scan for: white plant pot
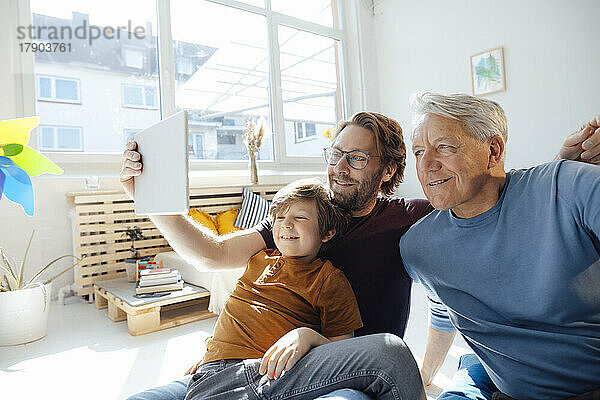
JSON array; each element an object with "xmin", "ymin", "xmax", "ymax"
[{"xmin": 0, "ymin": 283, "xmax": 51, "ymax": 346}]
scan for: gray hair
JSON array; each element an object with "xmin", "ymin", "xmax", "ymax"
[{"xmin": 409, "ymin": 92, "xmax": 508, "ymax": 143}]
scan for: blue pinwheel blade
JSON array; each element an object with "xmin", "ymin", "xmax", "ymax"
[
  {"xmin": 0, "ymin": 169, "xmax": 5, "ymax": 199},
  {"xmin": 0, "ymin": 156, "xmax": 34, "ymax": 216}
]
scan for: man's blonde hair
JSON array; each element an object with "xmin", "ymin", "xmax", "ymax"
[
  {"xmin": 330, "ymin": 112, "xmax": 406, "ymax": 196},
  {"xmin": 270, "ymin": 178, "xmax": 350, "ymax": 238}
]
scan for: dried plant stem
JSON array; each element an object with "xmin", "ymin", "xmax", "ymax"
[{"xmin": 18, "ymin": 230, "xmax": 35, "ymax": 288}]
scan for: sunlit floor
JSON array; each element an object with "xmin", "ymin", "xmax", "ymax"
[{"xmin": 0, "ymin": 285, "xmax": 469, "ymax": 399}]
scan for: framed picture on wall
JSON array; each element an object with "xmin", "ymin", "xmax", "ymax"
[{"xmin": 470, "ymin": 46, "xmax": 506, "ymax": 96}]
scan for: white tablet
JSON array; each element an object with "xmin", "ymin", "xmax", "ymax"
[{"xmin": 134, "ymin": 110, "xmax": 189, "ymax": 215}]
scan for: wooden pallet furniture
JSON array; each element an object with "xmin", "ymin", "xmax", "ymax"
[
  {"xmin": 93, "ymin": 278, "xmax": 214, "ymax": 335},
  {"xmin": 67, "ymin": 184, "xmax": 285, "ymax": 297}
]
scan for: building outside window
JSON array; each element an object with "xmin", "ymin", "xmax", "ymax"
[
  {"xmin": 123, "ymin": 48, "xmax": 144, "ymax": 69},
  {"xmin": 38, "ymin": 125, "xmax": 83, "ymax": 151},
  {"xmin": 294, "ymin": 121, "xmax": 317, "ymax": 142},
  {"xmin": 27, "ymin": 0, "xmax": 350, "ymax": 168},
  {"xmin": 188, "ymin": 133, "xmax": 205, "ymax": 159},
  {"xmin": 122, "ymin": 85, "xmax": 157, "ymax": 109},
  {"xmin": 37, "ymin": 75, "xmax": 80, "ymax": 103}
]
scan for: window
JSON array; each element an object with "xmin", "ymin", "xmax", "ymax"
[
  {"xmin": 294, "ymin": 121, "xmax": 317, "ymax": 143},
  {"xmin": 279, "ymin": 26, "xmax": 340, "ymax": 157},
  {"xmin": 188, "ymin": 133, "xmax": 205, "ymax": 159},
  {"xmin": 171, "ymin": 0, "xmax": 273, "ymax": 161},
  {"xmin": 271, "ymin": 0, "xmax": 336, "ymax": 28},
  {"xmin": 123, "ymin": 48, "xmax": 144, "ymax": 69},
  {"xmin": 170, "ymin": 0, "xmax": 345, "ymax": 162},
  {"xmin": 26, "ymin": 0, "xmax": 350, "ymax": 168},
  {"xmin": 122, "ymin": 85, "xmax": 157, "ymax": 109},
  {"xmin": 176, "ymin": 57, "xmax": 193, "ymax": 75},
  {"xmin": 38, "ymin": 126, "xmax": 83, "ymax": 151},
  {"xmin": 217, "ymin": 133, "xmax": 236, "ymax": 145},
  {"xmin": 30, "ymin": 0, "xmax": 161, "ymax": 155},
  {"xmin": 37, "ymin": 76, "xmax": 80, "ymax": 103}
]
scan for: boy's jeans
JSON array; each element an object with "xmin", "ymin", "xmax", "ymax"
[{"xmin": 128, "ymin": 333, "xmax": 425, "ymax": 400}]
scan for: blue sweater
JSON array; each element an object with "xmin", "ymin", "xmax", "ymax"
[{"xmin": 400, "ymin": 161, "xmax": 600, "ymax": 399}]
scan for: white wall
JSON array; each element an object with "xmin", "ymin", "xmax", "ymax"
[{"xmin": 369, "ymin": 0, "xmax": 600, "ymax": 198}]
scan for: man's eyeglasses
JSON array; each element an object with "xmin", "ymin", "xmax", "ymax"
[{"xmin": 323, "ymin": 148, "xmax": 379, "ymax": 170}]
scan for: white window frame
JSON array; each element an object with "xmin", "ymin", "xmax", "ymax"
[
  {"xmin": 121, "ymin": 84, "xmax": 158, "ymax": 110},
  {"xmin": 16, "ymin": 0, "xmax": 362, "ymax": 174},
  {"xmin": 159, "ymin": 0, "xmax": 352, "ymax": 171},
  {"xmin": 37, "ymin": 75, "xmax": 81, "ymax": 104},
  {"xmin": 38, "ymin": 125, "xmax": 84, "ymax": 152}
]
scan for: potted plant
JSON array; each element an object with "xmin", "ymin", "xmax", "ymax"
[
  {"xmin": 0, "ymin": 231, "xmax": 82, "ymax": 345},
  {"xmin": 123, "ymin": 226, "xmax": 145, "ymax": 282}
]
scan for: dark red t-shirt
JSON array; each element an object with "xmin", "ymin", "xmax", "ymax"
[{"xmin": 257, "ymin": 197, "xmax": 433, "ymax": 338}]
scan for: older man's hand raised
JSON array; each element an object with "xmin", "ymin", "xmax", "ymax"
[{"xmin": 558, "ymin": 115, "xmax": 600, "ymax": 164}]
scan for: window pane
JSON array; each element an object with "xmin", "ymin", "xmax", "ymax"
[
  {"xmin": 124, "ymin": 49, "xmax": 144, "ymax": 69},
  {"xmin": 57, "ymin": 127, "xmax": 82, "ymax": 150},
  {"xmin": 123, "ymin": 129, "xmax": 140, "ymax": 147},
  {"xmin": 55, "ymin": 79, "xmax": 79, "ymax": 101},
  {"xmin": 39, "ymin": 77, "xmax": 52, "ymax": 98},
  {"xmin": 31, "ymin": 0, "xmax": 160, "ymax": 152},
  {"xmin": 279, "ymin": 26, "xmax": 342, "ymax": 156},
  {"xmin": 240, "ymin": 0, "xmax": 264, "ymax": 7},
  {"xmin": 40, "ymin": 127, "xmax": 55, "ymax": 148},
  {"xmin": 305, "ymin": 122, "xmax": 316, "ymax": 137},
  {"xmin": 145, "ymin": 88, "xmax": 156, "ymax": 107},
  {"xmin": 123, "ymin": 86, "xmax": 143, "ymax": 106},
  {"xmin": 271, "ymin": 0, "xmax": 337, "ymax": 28},
  {"xmin": 171, "ymin": 0, "xmax": 273, "ymax": 161}
]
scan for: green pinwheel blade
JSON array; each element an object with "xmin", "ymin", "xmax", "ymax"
[
  {"xmin": 0, "ymin": 116, "xmax": 39, "ymax": 146},
  {"xmin": 1, "ymin": 143, "xmax": 24, "ymax": 156},
  {"xmin": 10, "ymin": 145, "xmax": 63, "ymax": 177}
]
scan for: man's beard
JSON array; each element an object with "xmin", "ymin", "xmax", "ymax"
[{"xmin": 329, "ymin": 168, "xmax": 384, "ymax": 212}]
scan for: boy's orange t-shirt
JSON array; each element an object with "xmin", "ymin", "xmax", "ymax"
[{"xmin": 202, "ymin": 249, "xmax": 363, "ymax": 364}]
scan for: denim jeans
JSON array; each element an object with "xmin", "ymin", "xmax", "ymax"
[
  {"xmin": 126, "ymin": 379, "xmax": 369, "ymax": 400},
  {"xmin": 128, "ymin": 333, "xmax": 425, "ymax": 400},
  {"xmin": 436, "ymin": 354, "xmax": 497, "ymax": 400},
  {"xmin": 437, "ymin": 354, "xmax": 600, "ymax": 400}
]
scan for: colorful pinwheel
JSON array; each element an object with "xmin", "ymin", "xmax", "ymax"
[{"xmin": 0, "ymin": 117, "xmax": 63, "ymax": 216}]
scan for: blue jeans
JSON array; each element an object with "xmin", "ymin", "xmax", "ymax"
[
  {"xmin": 125, "ymin": 377, "xmax": 368, "ymax": 400},
  {"xmin": 127, "ymin": 333, "xmax": 425, "ymax": 400},
  {"xmin": 437, "ymin": 354, "xmax": 498, "ymax": 400},
  {"xmin": 126, "ymin": 378, "xmax": 368, "ymax": 400}
]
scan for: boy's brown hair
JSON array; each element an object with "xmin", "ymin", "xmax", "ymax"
[
  {"xmin": 330, "ymin": 111, "xmax": 406, "ymax": 196},
  {"xmin": 270, "ymin": 178, "xmax": 351, "ymax": 238}
]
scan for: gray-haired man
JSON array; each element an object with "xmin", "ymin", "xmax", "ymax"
[{"xmin": 401, "ymin": 92, "xmax": 600, "ymax": 399}]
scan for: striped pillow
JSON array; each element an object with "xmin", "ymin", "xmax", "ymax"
[{"xmin": 233, "ymin": 188, "xmax": 270, "ymax": 229}]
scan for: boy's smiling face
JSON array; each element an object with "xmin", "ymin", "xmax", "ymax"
[{"xmin": 272, "ymin": 199, "xmax": 334, "ymax": 264}]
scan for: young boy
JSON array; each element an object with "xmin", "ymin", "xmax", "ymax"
[{"xmin": 185, "ymin": 178, "xmax": 364, "ymax": 399}]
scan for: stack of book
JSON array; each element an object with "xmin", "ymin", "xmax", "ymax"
[{"xmin": 135, "ymin": 268, "xmax": 183, "ymax": 295}]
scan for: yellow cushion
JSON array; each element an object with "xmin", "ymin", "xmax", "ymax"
[
  {"xmin": 188, "ymin": 209, "xmax": 218, "ymax": 234},
  {"xmin": 215, "ymin": 209, "xmax": 241, "ymax": 234}
]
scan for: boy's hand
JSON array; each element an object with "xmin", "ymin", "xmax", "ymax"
[
  {"xmin": 120, "ymin": 141, "xmax": 142, "ymax": 200},
  {"xmin": 259, "ymin": 327, "xmax": 319, "ymax": 380}
]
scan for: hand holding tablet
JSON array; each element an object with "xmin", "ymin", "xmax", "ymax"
[{"xmin": 119, "ymin": 110, "xmax": 189, "ymax": 215}]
